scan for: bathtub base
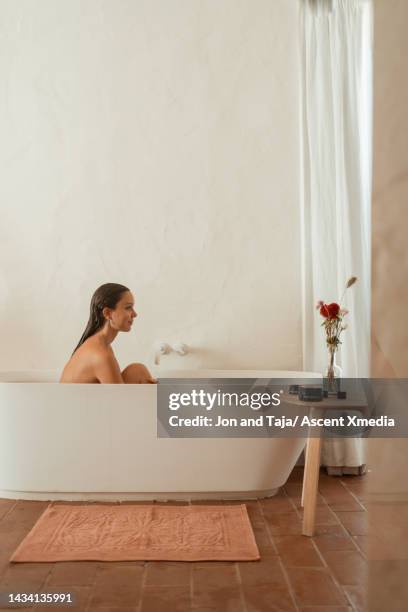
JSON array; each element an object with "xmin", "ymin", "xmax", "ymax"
[{"xmin": 0, "ymin": 488, "xmax": 279, "ymax": 502}]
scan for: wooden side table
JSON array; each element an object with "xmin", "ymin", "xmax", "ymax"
[{"xmin": 284, "ymin": 395, "xmax": 368, "ymax": 536}]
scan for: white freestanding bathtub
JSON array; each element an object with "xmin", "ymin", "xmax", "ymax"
[{"xmin": 0, "ymin": 369, "xmax": 321, "ymax": 501}]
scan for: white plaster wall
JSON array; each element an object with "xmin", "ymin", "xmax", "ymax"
[{"xmin": 0, "ymin": 0, "xmax": 301, "ymax": 372}]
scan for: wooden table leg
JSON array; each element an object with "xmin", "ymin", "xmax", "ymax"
[
  {"xmin": 302, "ymin": 434, "xmax": 322, "ymax": 536},
  {"xmin": 301, "ymin": 437, "xmax": 309, "ymax": 507}
]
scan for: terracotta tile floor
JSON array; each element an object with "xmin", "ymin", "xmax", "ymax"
[{"xmin": 0, "ymin": 467, "xmax": 369, "ymax": 611}]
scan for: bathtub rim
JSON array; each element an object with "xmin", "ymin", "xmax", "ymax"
[{"xmin": 0, "ymin": 368, "xmax": 323, "ymax": 384}]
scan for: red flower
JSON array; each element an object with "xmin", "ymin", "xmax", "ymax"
[
  {"xmin": 319, "ymin": 304, "xmax": 329, "ymax": 318},
  {"xmin": 320, "ymin": 302, "xmax": 340, "ymax": 319}
]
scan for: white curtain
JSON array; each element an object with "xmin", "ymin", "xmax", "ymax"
[{"xmin": 300, "ymin": 0, "xmax": 373, "ymax": 468}]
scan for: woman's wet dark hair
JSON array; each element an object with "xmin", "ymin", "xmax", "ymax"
[{"xmin": 72, "ymin": 283, "xmax": 130, "ymax": 354}]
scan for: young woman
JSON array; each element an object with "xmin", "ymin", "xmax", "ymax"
[{"xmin": 60, "ymin": 283, "xmax": 156, "ymax": 384}]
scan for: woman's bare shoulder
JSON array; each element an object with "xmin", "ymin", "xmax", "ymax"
[
  {"xmin": 79, "ymin": 336, "xmax": 115, "ymax": 361},
  {"xmin": 60, "ymin": 338, "xmax": 117, "ymax": 383},
  {"xmin": 77, "ymin": 337, "xmax": 123, "ymax": 383}
]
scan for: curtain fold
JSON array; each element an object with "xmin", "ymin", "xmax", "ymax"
[{"xmin": 300, "ymin": 0, "xmax": 373, "ymax": 468}]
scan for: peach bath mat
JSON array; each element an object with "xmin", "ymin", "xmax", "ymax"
[{"xmin": 10, "ymin": 503, "xmax": 260, "ymax": 562}]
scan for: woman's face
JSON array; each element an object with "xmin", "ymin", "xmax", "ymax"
[{"xmin": 106, "ymin": 291, "xmax": 137, "ymax": 332}]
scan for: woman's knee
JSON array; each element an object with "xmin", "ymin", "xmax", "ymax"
[{"xmin": 122, "ymin": 362, "xmax": 156, "ymax": 384}]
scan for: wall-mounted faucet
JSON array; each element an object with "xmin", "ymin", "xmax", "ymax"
[
  {"xmin": 154, "ymin": 342, "xmax": 171, "ymax": 366},
  {"xmin": 154, "ymin": 342, "xmax": 189, "ymax": 365},
  {"xmin": 172, "ymin": 342, "xmax": 188, "ymax": 356}
]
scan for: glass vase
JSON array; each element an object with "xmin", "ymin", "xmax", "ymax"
[{"xmin": 324, "ymin": 347, "xmax": 343, "ymax": 396}]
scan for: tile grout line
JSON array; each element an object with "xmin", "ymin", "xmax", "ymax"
[
  {"xmin": 318, "ymin": 496, "xmax": 367, "ymax": 612},
  {"xmin": 0, "ymin": 500, "xmax": 18, "ymax": 525},
  {"xmin": 286, "ymin": 489, "xmax": 337, "ymax": 570},
  {"xmin": 351, "ymin": 535, "xmax": 367, "ymax": 559},
  {"xmin": 319, "ymin": 483, "xmax": 369, "ymax": 609},
  {"xmin": 135, "ymin": 562, "xmax": 147, "ymax": 612},
  {"xmin": 10, "ymin": 501, "xmax": 53, "ymax": 612},
  {"xmin": 84, "ymin": 562, "xmax": 104, "ymax": 612},
  {"xmin": 259, "ymin": 491, "xmax": 300, "ymax": 612},
  {"xmin": 287, "ymin": 478, "xmax": 347, "ymax": 528},
  {"xmin": 286, "ymin": 481, "xmax": 362, "ymax": 612},
  {"xmin": 0, "ymin": 500, "xmax": 18, "ymax": 581},
  {"xmin": 30, "ymin": 565, "xmax": 53, "ymax": 610},
  {"xmin": 234, "ymin": 562, "xmax": 248, "ymax": 612},
  {"xmin": 330, "ymin": 492, "xmax": 371, "ymax": 563},
  {"xmin": 319, "ymin": 488, "xmax": 368, "ymax": 556},
  {"xmin": 340, "ymin": 479, "xmax": 367, "ymax": 511},
  {"xmin": 342, "ymin": 584, "xmax": 365, "ymax": 612},
  {"xmin": 189, "ymin": 562, "xmax": 194, "ymax": 611},
  {"xmin": 288, "ymin": 478, "xmax": 365, "ymax": 554}
]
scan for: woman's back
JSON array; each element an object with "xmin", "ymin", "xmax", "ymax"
[{"xmin": 60, "ymin": 336, "xmax": 118, "ymax": 383}]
